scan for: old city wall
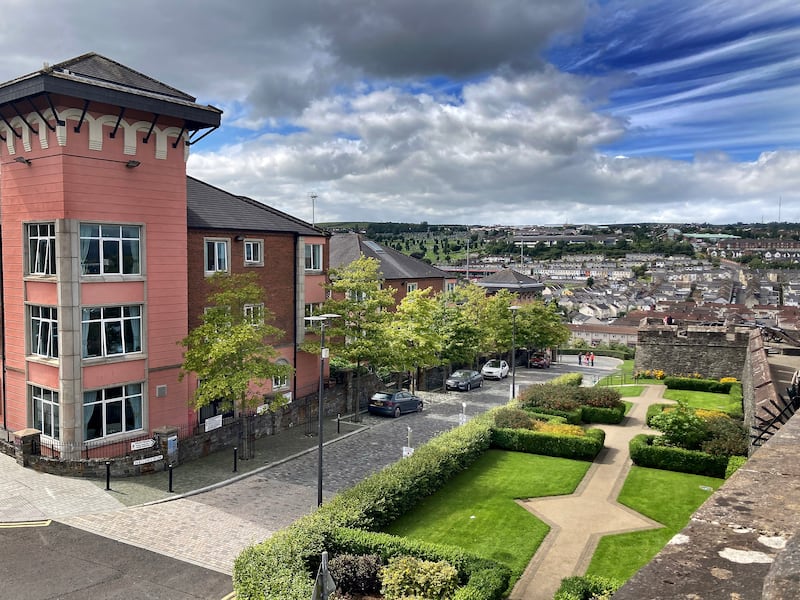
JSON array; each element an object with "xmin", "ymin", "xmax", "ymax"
[{"xmin": 635, "ymin": 320, "xmax": 749, "ymax": 380}]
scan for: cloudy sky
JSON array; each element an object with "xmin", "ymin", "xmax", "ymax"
[{"xmin": 2, "ymin": 0, "xmax": 800, "ymax": 226}]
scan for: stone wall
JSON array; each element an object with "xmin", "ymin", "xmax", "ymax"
[
  {"xmin": 635, "ymin": 318, "xmax": 749, "ymax": 379},
  {"xmin": 1, "ymin": 373, "xmax": 385, "ymax": 478}
]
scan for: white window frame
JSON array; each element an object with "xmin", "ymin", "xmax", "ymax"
[
  {"xmin": 305, "ymin": 243, "xmax": 322, "ymax": 271},
  {"xmin": 81, "ymin": 305, "xmax": 142, "ymax": 359},
  {"xmin": 205, "ymin": 238, "xmax": 230, "ymax": 275},
  {"xmin": 31, "ymin": 384, "xmax": 59, "ymax": 440},
  {"xmin": 304, "ymin": 302, "xmax": 324, "ymax": 331},
  {"xmin": 244, "ymin": 239, "xmax": 264, "ymax": 266},
  {"xmin": 27, "ymin": 222, "xmax": 56, "ymax": 276},
  {"xmin": 83, "ymin": 383, "xmax": 143, "ymax": 440},
  {"xmin": 80, "ymin": 223, "xmax": 141, "ymax": 276},
  {"xmin": 244, "ymin": 303, "xmax": 265, "ymax": 325},
  {"xmin": 272, "ymin": 359, "xmax": 290, "ymax": 390},
  {"xmin": 407, "ymin": 282, "xmax": 419, "ymax": 293},
  {"xmin": 30, "ymin": 305, "xmax": 58, "ymax": 359}
]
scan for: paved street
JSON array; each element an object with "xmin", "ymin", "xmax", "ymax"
[{"xmin": 0, "ymin": 357, "xmax": 620, "ymax": 598}]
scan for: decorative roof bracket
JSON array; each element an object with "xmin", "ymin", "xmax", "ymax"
[
  {"xmin": 44, "ymin": 93, "xmax": 65, "ymax": 127},
  {"xmin": 142, "ymin": 114, "xmax": 159, "ymax": 144},
  {"xmin": 187, "ymin": 125, "xmax": 218, "ymax": 146},
  {"xmin": 0, "ymin": 113, "xmax": 21, "ymax": 138},
  {"xmin": 172, "ymin": 123, "xmax": 187, "ymax": 148},
  {"xmin": 109, "ymin": 107, "xmax": 126, "ymax": 139},
  {"xmin": 74, "ymin": 99, "xmax": 90, "ymax": 133},
  {"xmin": 11, "ymin": 102, "xmax": 38, "ymax": 135},
  {"xmin": 27, "ymin": 98, "xmax": 56, "ymax": 132}
]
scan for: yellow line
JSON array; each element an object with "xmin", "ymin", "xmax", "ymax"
[{"xmin": 0, "ymin": 519, "xmax": 52, "ymax": 528}]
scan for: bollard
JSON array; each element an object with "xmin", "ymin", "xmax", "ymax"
[
  {"xmin": 168, "ymin": 464, "xmax": 174, "ymax": 493},
  {"xmin": 233, "ymin": 446, "xmax": 238, "ymax": 473},
  {"xmin": 337, "ymin": 413, "xmax": 341, "ymax": 434},
  {"xmin": 105, "ymin": 461, "xmax": 111, "ymax": 491}
]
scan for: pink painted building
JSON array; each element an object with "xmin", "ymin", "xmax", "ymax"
[{"xmin": 0, "ymin": 54, "xmax": 328, "ymax": 458}]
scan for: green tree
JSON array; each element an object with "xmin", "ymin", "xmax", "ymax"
[
  {"xmin": 383, "ymin": 288, "xmax": 442, "ymax": 390},
  {"xmin": 515, "ymin": 300, "xmax": 571, "ymax": 352},
  {"xmin": 180, "ymin": 272, "xmax": 291, "ymax": 458},
  {"xmin": 320, "ymin": 256, "xmax": 396, "ymax": 413}
]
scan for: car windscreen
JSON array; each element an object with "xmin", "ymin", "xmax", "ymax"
[{"xmin": 486, "ymin": 360, "xmax": 500, "ymax": 368}]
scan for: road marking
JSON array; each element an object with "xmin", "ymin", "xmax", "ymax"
[{"xmin": 0, "ymin": 519, "xmax": 51, "ymax": 528}]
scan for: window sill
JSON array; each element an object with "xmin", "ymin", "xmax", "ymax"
[
  {"xmin": 26, "ymin": 355, "xmax": 59, "ymax": 366},
  {"xmin": 82, "ymin": 353, "xmax": 146, "ymax": 366},
  {"xmin": 81, "ymin": 275, "xmax": 145, "ymax": 283}
]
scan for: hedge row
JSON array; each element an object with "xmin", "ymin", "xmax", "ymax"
[
  {"xmin": 629, "ymin": 434, "xmax": 729, "ymax": 478},
  {"xmin": 327, "ymin": 527, "xmax": 510, "ymax": 600},
  {"xmin": 233, "ymin": 415, "xmax": 509, "ymax": 599},
  {"xmin": 549, "ymin": 372, "xmax": 583, "ymax": 387},
  {"xmin": 581, "ymin": 404, "xmax": 626, "ymax": 424},
  {"xmin": 492, "ymin": 427, "xmax": 606, "ymax": 461},
  {"xmin": 664, "ymin": 377, "xmax": 733, "ymax": 394}
]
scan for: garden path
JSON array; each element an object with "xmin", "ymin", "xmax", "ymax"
[{"xmin": 510, "ymin": 384, "xmax": 671, "ymax": 600}]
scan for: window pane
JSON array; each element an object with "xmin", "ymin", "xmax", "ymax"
[
  {"xmin": 105, "ymin": 321, "xmax": 123, "ymax": 355},
  {"xmin": 83, "ymin": 322, "xmax": 102, "ymax": 358},
  {"xmin": 81, "ymin": 239, "xmax": 100, "ymax": 274},
  {"xmin": 122, "ymin": 240, "xmax": 140, "ymax": 274},
  {"xmin": 103, "ymin": 240, "xmax": 120, "ymax": 273},
  {"xmin": 84, "ymin": 403, "xmax": 103, "ymax": 440},
  {"xmin": 106, "ymin": 400, "xmax": 123, "ymax": 435}
]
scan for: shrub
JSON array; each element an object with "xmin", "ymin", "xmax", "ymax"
[
  {"xmin": 532, "ymin": 421, "xmax": 586, "ymax": 437},
  {"xmin": 701, "ymin": 415, "xmax": 748, "ymax": 457},
  {"xmin": 380, "ymin": 555, "xmax": 459, "ymax": 600},
  {"xmin": 581, "ymin": 404, "xmax": 626, "ymax": 424},
  {"xmin": 576, "ymin": 387, "xmax": 623, "ymax": 408},
  {"xmin": 493, "ymin": 407, "xmax": 533, "ymax": 430},
  {"xmin": 649, "ymin": 401, "xmax": 707, "ymax": 450},
  {"xmin": 555, "ymin": 575, "xmax": 622, "ymax": 599},
  {"xmin": 726, "ymin": 455, "xmax": 748, "ymax": 479},
  {"xmin": 328, "ymin": 554, "xmax": 382, "ymax": 596},
  {"xmin": 645, "ymin": 403, "xmax": 671, "ymax": 426},
  {"xmin": 664, "ymin": 377, "xmax": 732, "ymax": 394},
  {"xmin": 492, "ymin": 427, "xmax": 605, "ymax": 461},
  {"xmin": 629, "ymin": 434, "xmax": 728, "ymax": 478},
  {"xmin": 720, "ymin": 377, "xmax": 738, "ymax": 384}
]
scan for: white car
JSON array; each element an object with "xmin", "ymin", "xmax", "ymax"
[{"xmin": 481, "ymin": 359, "xmax": 509, "ymax": 380}]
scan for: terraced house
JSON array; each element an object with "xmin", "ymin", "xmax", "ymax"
[{"xmin": 0, "ymin": 53, "xmax": 327, "ymax": 460}]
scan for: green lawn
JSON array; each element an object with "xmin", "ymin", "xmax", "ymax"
[
  {"xmin": 383, "ymin": 449, "xmax": 590, "ymax": 582},
  {"xmin": 662, "ymin": 389, "xmax": 740, "ymax": 414},
  {"xmin": 586, "ymin": 466, "xmax": 723, "ymax": 581},
  {"xmin": 615, "ymin": 385, "xmax": 645, "ymax": 397}
]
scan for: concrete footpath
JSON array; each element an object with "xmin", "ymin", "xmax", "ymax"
[{"xmin": 510, "ymin": 384, "xmax": 671, "ymax": 600}]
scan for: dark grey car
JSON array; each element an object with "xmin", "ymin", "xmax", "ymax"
[{"xmin": 445, "ymin": 370, "xmax": 483, "ymax": 391}]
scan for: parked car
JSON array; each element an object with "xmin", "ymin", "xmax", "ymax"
[
  {"xmin": 481, "ymin": 359, "xmax": 509, "ymax": 380},
  {"xmin": 529, "ymin": 353, "xmax": 551, "ymax": 369},
  {"xmin": 368, "ymin": 390, "xmax": 423, "ymax": 418},
  {"xmin": 446, "ymin": 370, "xmax": 483, "ymax": 391}
]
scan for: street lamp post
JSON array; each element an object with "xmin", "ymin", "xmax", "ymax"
[
  {"xmin": 509, "ymin": 305, "xmax": 520, "ymax": 400},
  {"xmin": 305, "ymin": 313, "xmax": 340, "ymax": 507}
]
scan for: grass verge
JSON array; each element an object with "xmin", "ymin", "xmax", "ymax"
[
  {"xmin": 586, "ymin": 466, "xmax": 723, "ymax": 581},
  {"xmin": 383, "ymin": 449, "xmax": 590, "ymax": 584},
  {"xmin": 662, "ymin": 389, "xmax": 740, "ymax": 414}
]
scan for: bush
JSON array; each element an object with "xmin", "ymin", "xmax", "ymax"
[
  {"xmin": 629, "ymin": 434, "xmax": 728, "ymax": 478},
  {"xmin": 581, "ymin": 404, "xmax": 626, "ymax": 424},
  {"xmin": 532, "ymin": 421, "xmax": 586, "ymax": 437},
  {"xmin": 701, "ymin": 415, "xmax": 748, "ymax": 457},
  {"xmin": 555, "ymin": 575, "xmax": 622, "ymax": 599},
  {"xmin": 380, "ymin": 556, "xmax": 459, "ymax": 600},
  {"xmin": 664, "ymin": 377, "xmax": 732, "ymax": 394},
  {"xmin": 328, "ymin": 554, "xmax": 382, "ymax": 596},
  {"xmin": 492, "ymin": 427, "xmax": 605, "ymax": 461},
  {"xmin": 493, "ymin": 407, "xmax": 533, "ymax": 430},
  {"xmin": 725, "ymin": 455, "xmax": 748, "ymax": 479},
  {"xmin": 649, "ymin": 402, "xmax": 707, "ymax": 450},
  {"xmin": 645, "ymin": 403, "xmax": 671, "ymax": 426}
]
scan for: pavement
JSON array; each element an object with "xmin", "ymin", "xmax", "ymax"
[{"xmin": 0, "ymin": 356, "xmax": 657, "ymax": 599}]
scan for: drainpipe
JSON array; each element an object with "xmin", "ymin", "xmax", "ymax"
[{"xmin": 0, "ymin": 236, "xmax": 6, "ymax": 431}]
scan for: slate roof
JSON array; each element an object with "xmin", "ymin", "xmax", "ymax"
[
  {"xmin": 330, "ymin": 233, "xmax": 449, "ymax": 281},
  {"xmin": 0, "ymin": 52, "xmax": 220, "ymax": 130},
  {"xmin": 477, "ymin": 268, "xmax": 545, "ymax": 293},
  {"xmin": 187, "ymin": 176, "xmax": 323, "ymax": 236}
]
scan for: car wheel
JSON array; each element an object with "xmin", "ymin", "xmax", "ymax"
[
  {"xmin": 394, "ymin": 406, "xmax": 402, "ymax": 418},
  {"xmin": 417, "ymin": 401, "xmax": 423, "ymax": 412},
  {"xmin": 478, "ymin": 379, "xmax": 483, "ymax": 388},
  {"xmin": 466, "ymin": 382, "xmax": 471, "ymax": 391}
]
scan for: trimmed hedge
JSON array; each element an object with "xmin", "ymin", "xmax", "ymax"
[
  {"xmin": 555, "ymin": 575, "xmax": 622, "ymax": 599},
  {"xmin": 328, "ymin": 528, "xmax": 510, "ymax": 600},
  {"xmin": 581, "ymin": 404, "xmax": 625, "ymax": 424},
  {"xmin": 550, "ymin": 372, "xmax": 583, "ymax": 386},
  {"xmin": 629, "ymin": 434, "xmax": 728, "ymax": 478},
  {"xmin": 664, "ymin": 377, "xmax": 733, "ymax": 394},
  {"xmin": 492, "ymin": 427, "xmax": 605, "ymax": 461}
]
